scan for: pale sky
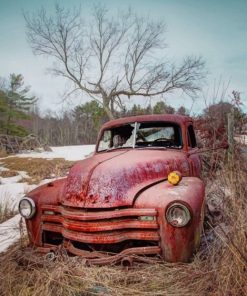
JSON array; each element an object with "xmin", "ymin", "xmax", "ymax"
[{"xmin": 0, "ymin": 0, "xmax": 246, "ymax": 114}]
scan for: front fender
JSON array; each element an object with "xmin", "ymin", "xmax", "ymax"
[
  {"xmin": 134, "ymin": 177, "xmax": 205, "ymax": 262},
  {"xmin": 24, "ymin": 178, "xmax": 66, "ymax": 246}
]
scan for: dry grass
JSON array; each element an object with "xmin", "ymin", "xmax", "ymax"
[
  {"xmin": 0, "ymin": 157, "xmax": 246, "ymax": 295},
  {"xmin": 0, "ymin": 148, "xmax": 7, "ymax": 158},
  {"xmin": 0, "ymin": 199, "xmax": 18, "ymax": 223},
  {"xmin": 0, "ymin": 246, "xmax": 215, "ymax": 296},
  {"xmin": 1, "ymin": 157, "xmax": 75, "ymax": 184},
  {"xmin": 208, "ymin": 164, "xmax": 247, "ymax": 296},
  {"xmin": 0, "ymin": 170, "xmax": 19, "ymax": 178}
]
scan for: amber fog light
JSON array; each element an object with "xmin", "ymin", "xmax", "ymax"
[
  {"xmin": 19, "ymin": 197, "xmax": 36, "ymax": 219},
  {"xmin": 166, "ymin": 203, "xmax": 191, "ymax": 227}
]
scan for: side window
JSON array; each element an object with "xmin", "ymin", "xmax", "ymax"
[{"xmin": 188, "ymin": 125, "xmax": 197, "ymax": 148}]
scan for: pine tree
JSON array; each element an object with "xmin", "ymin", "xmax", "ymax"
[
  {"xmin": 153, "ymin": 101, "xmax": 175, "ymax": 114},
  {"xmin": 0, "ymin": 74, "xmax": 37, "ymax": 136}
]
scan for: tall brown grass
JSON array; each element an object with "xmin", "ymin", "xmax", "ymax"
[
  {"xmin": 0, "ymin": 197, "xmax": 18, "ymax": 223},
  {"xmin": 0, "ymin": 154, "xmax": 246, "ymax": 296},
  {"xmin": 0, "ymin": 148, "xmax": 7, "ymax": 158}
]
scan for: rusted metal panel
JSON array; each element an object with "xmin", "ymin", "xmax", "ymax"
[
  {"xmin": 63, "ymin": 149, "xmax": 190, "ymax": 208},
  {"xmin": 134, "ymin": 177, "xmax": 205, "ymax": 262}
]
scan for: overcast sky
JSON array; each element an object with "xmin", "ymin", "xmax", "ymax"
[{"xmin": 0, "ymin": 0, "xmax": 246, "ymax": 114}]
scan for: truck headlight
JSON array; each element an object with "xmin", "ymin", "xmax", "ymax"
[
  {"xmin": 19, "ymin": 197, "xmax": 36, "ymax": 219},
  {"xmin": 166, "ymin": 203, "xmax": 191, "ymax": 227}
]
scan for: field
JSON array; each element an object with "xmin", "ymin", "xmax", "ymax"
[{"xmin": 0, "ymin": 145, "xmax": 246, "ymax": 296}]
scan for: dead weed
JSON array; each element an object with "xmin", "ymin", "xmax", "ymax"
[
  {"xmin": 0, "ymin": 148, "xmax": 7, "ymax": 158},
  {"xmin": 0, "ymin": 199, "xmax": 18, "ymax": 223},
  {"xmin": 0, "ymin": 170, "xmax": 19, "ymax": 178},
  {"xmin": 0, "ymin": 245, "xmax": 215, "ymax": 296}
]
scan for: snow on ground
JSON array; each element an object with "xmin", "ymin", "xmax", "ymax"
[
  {"xmin": 0, "ymin": 171, "xmax": 29, "ymax": 185},
  {"xmin": 0, "ymin": 183, "xmax": 35, "ymax": 206},
  {"xmin": 0, "ymin": 214, "xmax": 25, "ymax": 253},
  {"xmin": 16, "ymin": 145, "xmax": 95, "ymax": 161},
  {"xmin": 0, "ymin": 145, "xmax": 96, "ymax": 253}
]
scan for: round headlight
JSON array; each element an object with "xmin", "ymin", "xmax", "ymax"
[
  {"xmin": 19, "ymin": 197, "xmax": 36, "ymax": 219},
  {"xmin": 166, "ymin": 203, "xmax": 191, "ymax": 227}
]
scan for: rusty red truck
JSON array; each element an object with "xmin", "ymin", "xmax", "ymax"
[{"xmin": 19, "ymin": 114, "xmax": 205, "ymax": 264}]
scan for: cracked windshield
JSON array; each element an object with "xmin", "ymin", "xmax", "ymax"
[{"xmin": 98, "ymin": 122, "xmax": 182, "ymax": 151}]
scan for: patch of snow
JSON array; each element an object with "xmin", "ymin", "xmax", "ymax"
[
  {"xmin": 0, "ymin": 214, "xmax": 25, "ymax": 253},
  {"xmin": 16, "ymin": 145, "xmax": 95, "ymax": 161},
  {"xmin": 0, "ymin": 163, "xmax": 29, "ymax": 185},
  {"xmin": 0, "ymin": 183, "xmax": 36, "ymax": 207},
  {"xmin": 18, "ymin": 171, "xmax": 30, "ymax": 179},
  {"xmin": 0, "ymin": 174, "xmax": 23, "ymax": 184}
]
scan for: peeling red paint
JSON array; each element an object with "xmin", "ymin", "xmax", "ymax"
[{"xmin": 63, "ymin": 149, "xmax": 190, "ymax": 208}]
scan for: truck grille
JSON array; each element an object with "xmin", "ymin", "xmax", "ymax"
[{"xmin": 40, "ymin": 205, "xmax": 160, "ymax": 259}]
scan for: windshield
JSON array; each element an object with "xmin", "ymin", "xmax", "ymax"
[{"xmin": 97, "ymin": 122, "xmax": 182, "ymax": 152}]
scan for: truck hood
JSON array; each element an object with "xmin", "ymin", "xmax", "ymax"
[{"xmin": 62, "ymin": 149, "xmax": 190, "ymax": 208}]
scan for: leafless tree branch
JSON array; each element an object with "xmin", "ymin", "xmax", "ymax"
[{"xmin": 24, "ymin": 4, "xmax": 206, "ymax": 119}]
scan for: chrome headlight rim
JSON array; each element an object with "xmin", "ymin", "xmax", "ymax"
[
  {"xmin": 18, "ymin": 197, "xmax": 36, "ymax": 219},
  {"xmin": 165, "ymin": 202, "xmax": 191, "ymax": 228}
]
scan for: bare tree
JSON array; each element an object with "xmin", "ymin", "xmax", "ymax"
[{"xmin": 24, "ymin": 4, "xmax": 205, "ymax": 119}]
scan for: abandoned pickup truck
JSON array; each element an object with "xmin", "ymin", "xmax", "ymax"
[{"xmin": 19, "ymin": 114, "xmax": 205, "ymax": 264}]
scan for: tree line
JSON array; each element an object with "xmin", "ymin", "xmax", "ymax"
[
  {"xmin": 0, "ymin": 73, "xmax": 188, "ymax": 146},
  {"xmin": 31, "ymin": 98, "xmax": 189, "ymax": 146},
  {"xmin": 1, "ymin": 73, "xmax": 246, "ymax": 147}
]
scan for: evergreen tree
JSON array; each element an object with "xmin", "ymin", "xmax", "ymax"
[
  {"xmin": 0, "ymin": 74, "xmax": 37, "ymax": 136},
  {"xmin": 0, "ymin": 90, "xmax": 8, "ymax": 133},
  {"xmin": 73, "ymin": 101, "xmax": 107, "ymax": 144},
  {"xmin": 153, "ymin": 101, "xmax": 175, "ymax": 114}
]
